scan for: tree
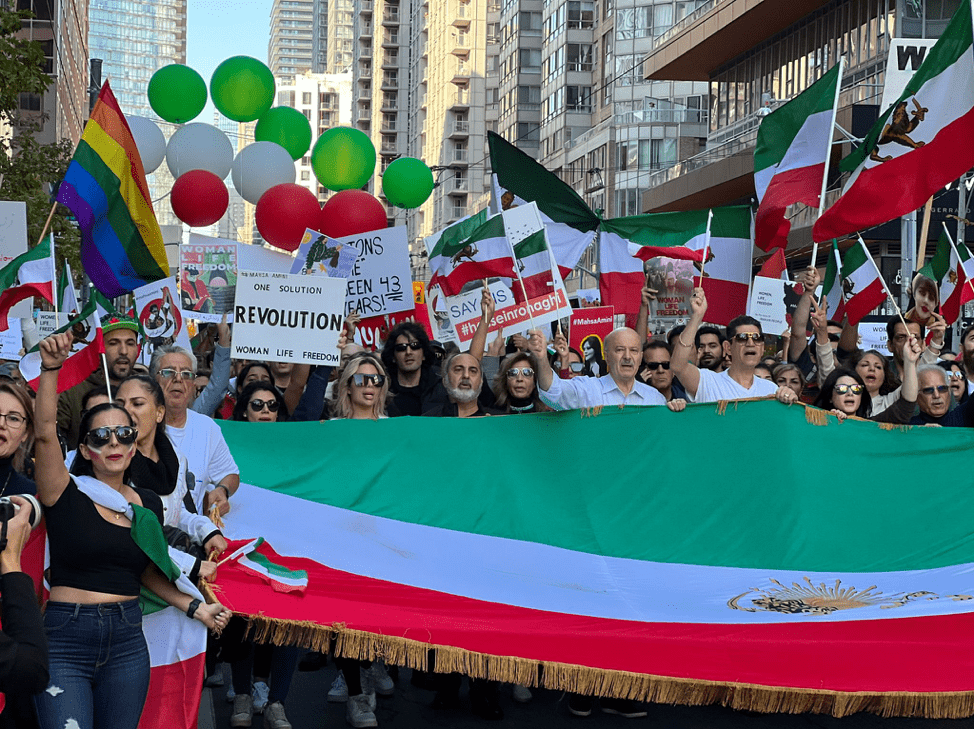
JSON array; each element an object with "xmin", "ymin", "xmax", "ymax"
[{"xmin": 0, "ymin": 7, "xmax": 82, "ymax": 280}]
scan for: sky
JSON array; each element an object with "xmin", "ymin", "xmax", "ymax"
[{"xmin": 185, "ymin": 0, "xmax": 272, "ymax": 119}]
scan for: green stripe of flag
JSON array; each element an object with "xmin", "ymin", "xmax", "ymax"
[
  {"xmin": 0, "ymin": 238, "xmax": 51, "ymax": 290},
  {"xmin": 243, "ymin": 550, "xmax": 308, "ymax": 583},
  {"xmin": 513, "ymin": 229, "xmax": 546, "ymax": 259}
]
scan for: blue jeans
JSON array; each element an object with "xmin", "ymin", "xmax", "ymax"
[{"xmin": 34, "ymin": 600, "xmax": 150, "ymax": 729}]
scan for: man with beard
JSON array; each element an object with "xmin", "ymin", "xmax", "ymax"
[
  {"xmin": 57, "ymin": 314, "xmax": 140, "ymax": 449},
  {"xmin": 673, "ymin": 288, "xmax": 794, "ymax": 404},
  {"xmin": 695, "ymin": 325, "xmax": 726, "ymax": 372},
  {"xmin": 909, "ymin": 364, "xmax": 974, "ymax": 427},
  {"xmin": 151, "ymin": 345, "xmax": 239, "ymax": 515},
  {"xmin": 422, "ymin": 352, "xmax": 496, "ymax": 418},
  {"xmin": 528, "ymin": 327, "xmax": 675, "ymax": 410}
]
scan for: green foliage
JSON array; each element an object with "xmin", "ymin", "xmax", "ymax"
[{"xmin": 0, "ymin": 7, "xmax": 81, "ymax": 280}]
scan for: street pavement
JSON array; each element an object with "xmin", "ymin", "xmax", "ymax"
[{"xmin": 206, "ymin": 661, "xmax": 974, "ymax": 729}]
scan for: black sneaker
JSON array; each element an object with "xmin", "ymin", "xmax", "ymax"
[
  {"xmin": 568, "ymin": 693, "xmax": 594, "ymax": 717},
  {"xmin": 600, "ymin": 698, "xmax": 648, "ymax": 718}
]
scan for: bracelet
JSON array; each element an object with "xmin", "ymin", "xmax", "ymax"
[
  {"xmin": 41, "ymin": 364, "xmax": 62, "ymax": 372},
  {"xmin": 186, "ymin": 598, "xmax": 202, "ymax": 620},
  {"xmin": 215, "ymin": 484, "xmax": 231, "ymax": 499}
]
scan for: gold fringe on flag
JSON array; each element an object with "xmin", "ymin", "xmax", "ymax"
[{"xmin": 233, "ymin": 612, "xmax": 974, "ymax": 720}]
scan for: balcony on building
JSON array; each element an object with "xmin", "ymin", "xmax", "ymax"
[
  {"xmin": 642, "ymin": 0, "xmax": 832, "ymax": 83},
  {"xmin": 450, "ymin": 87, "xmax": 470, "ymax": 108},
  {"xmin": 359, "ymin": 62, "xmax": 372, "ymax": 78},
  {"xmin": 451, "ymin": 60, "xmax": 470, "ymax": 84},
  {"xmin": 452, "ymin": 1, "xmax": 471, "ymax": 27},
  {"xmin": 380, "ymin": 72, "xmax": 398, "ymax": 89},
  {"xmin": 360, "ymin": 0, "xmax": 372, "ymax": 12},
  {"xmin": 382, "ymin": 30, "xmax": 399, "ymax": 46},
  {"xmin": 448, "ymin": 119, "xmax": 469, "ymax": 138},
  {"xmin": 452, "ymin": 148, "xmax": 469, "ymax": 166},
  {"xmin": 380, "ymin": 135, "xmax": 397, "ymax": 154},
  {"xmin": 448, "ymin": 203, "xmax": 467, "ymax": 221},
  {"xmin": 381, "ymin": 51, "xmax": 399, "ymax": 68},
  {"xmin": 451, "ymin": 31, "xmax": 470, "ymax": 56},
  {"xmin": 382, "ymin": 7, "xmax": 399, "ymax": 24},
  {"xmin": 447, "ymin": 175, "xmax": 468, "ymax": 194}
]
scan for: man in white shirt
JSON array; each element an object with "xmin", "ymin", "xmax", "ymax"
[
  {"xmin": 528, "ymin": 327, "xmax": 684, "ymax": 411},
  {"xmin": 672, "ymin": 287, "xmax": 794, "ymax": 405},
  {"xmin": 151, "ymin": 345, "xmax": 239, "ymax": 515}
]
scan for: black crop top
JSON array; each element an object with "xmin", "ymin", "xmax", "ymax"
[{"xmin": 45, "ymin": 479, "xmax": 165, "ymax": 596}]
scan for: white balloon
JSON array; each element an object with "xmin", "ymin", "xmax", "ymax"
[
  {"xmin": 126, "ymin": 116, "xmax": 166, "ymax": 174},
  {"xmin": 230, "ymin": 141, "xmax": 297, "ymax": 204},
  {"xmin": 166, "ymin": 123, "xmax": 234, "ymax": 180}
]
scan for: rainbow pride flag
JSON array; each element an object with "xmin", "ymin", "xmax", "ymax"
[{"xmin": 56, "ymin": 81, "xmax": 168, "ymax": 297}]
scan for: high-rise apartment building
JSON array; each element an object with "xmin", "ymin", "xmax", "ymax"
[
  {"xmin": 89, "ymin": 0, "xmax": 187, "ymax": 230},
  {"xmin": 269, "ymin": 0, "xmax": 315, "ymax": 77},
  {"xmin": 327, "ymin": 0, "xmax": 355, "ymax": 72},
  {"xmin": 12, "ymin": 0, "xmax": 89, "ymax": 146}
]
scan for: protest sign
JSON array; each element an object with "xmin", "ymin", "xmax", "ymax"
[
  {"xmin": 859, "ymin": 316, "xmax": 889, "ymax": 353},
  {"xmin": 237, "ymin": 242, "xmax": 295, "ymax": 274},
  {"xmin": 748, "ymin": 276, "xmax": 806, "ymax": 335},
  {"xmin": 135, "ymin": 277, "xmax": 193, "ymax": 365},
  {"xmin": 0, "ymin": 318, "xmax": 22, "ymax": 360},
  {"xmin": 570, "ymin": 306, "xmax": 614, "ymax": 378},
  {"xmin": 232, "ymin": 270, "xmax": 346, "ymax": 366},
  {"xmin": 292, "ymin": 226, "xmax": 412, "ymax": 318},
  {"xmin": 291, "ymin": 228, "xmax": 359, "ymax": 279},
  {"xmin": 36, "ymin": 312, "xmax": 68, "ymax": 339},
  {"xmin": 356, "ymin": 306, "xmax": 435, "ymax": 351},
  {"xmin": 181, "ymin": 235, "xmax": 238, "ymax": 323},
  {"xmin": 0, "ymin": 202, "xmax": 30, "ymax": 319},
  {"xmin": 645, "ymin": 258, "xmax": 694, "ymax": 319}
]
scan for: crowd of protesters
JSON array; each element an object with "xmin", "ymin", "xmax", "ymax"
[{"xmin": 0, "ymin": 265, "xmax": 971, "ymax": 729}]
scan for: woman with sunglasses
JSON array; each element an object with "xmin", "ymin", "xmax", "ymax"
[
  {"xmin": 32, "ymin": 333, "xmax": 230, "ymax": 729},
  {"xmin": 232, "ymin": 381, "xmax": 290, "ymax": 422},
  {"xmin": 492, "ymin": 352, "xmax": 550, "ymax": 414},
  {"xmin": 938, "ymin": 360, "xmax": 969, "ymax": 405},
  {"xmin": 116, "ymin": 375, "xmax": 227, "ymax": 581},
  {"xmin": 812, "ymin": 334, "xmax": 920, "ymax": 423},
  {"xmin": 329, "ymin": 351, "xmax": 390, "ymax": 420},
  {"xmin": 550, "ymin": 332, "xmax": 584, "ymax": 379}
]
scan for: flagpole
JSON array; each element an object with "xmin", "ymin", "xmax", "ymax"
[
  {"xmin": 813, "ymin": 58, "xmax": 845, "ymax": 270},
  {"xmin": 698, "ymin": 209, "xmax": 714, "ymax": 280},
  {"xmin": 50, "ymin": 235, "xmax": 58, "ymax": 318},
  {"xmin": 857, "ymin": 234, "xmax": 910, "ymax": 333},
  {"xmin": 101, "ymin": 353, "xmax": 113, "ymax": 400},
  {"xmin": 941, "ymin": 222, "xmax": 974, "ymax": 303},
  {"xmin": 918, "ymin": 197, "xmax": 935, "ymax": 265},
  {"xmin": 35, "ymin": 201, "xmax": 58, "ymax": 249},
  {"xmin": 820, "ymin": 244, "xmax": 845, "ymax": 310}
]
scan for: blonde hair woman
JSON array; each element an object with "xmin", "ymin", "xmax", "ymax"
[{"xmin": 329, "ymin": 352, "xmax": 390, "ymax": 421}]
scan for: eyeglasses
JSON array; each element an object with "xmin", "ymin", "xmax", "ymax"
[
  {"xmin": 394, "ymin": 342, "xmax": 422, "ymax": 353},
  {"xmin": 85, "ymin": 425, "xmax": 138, "ymax": 448},
  {"xmin": 0, "ymin": 412, "xmax": 26, "ymax": 430},
  {"xmin": 248, "ymin": 399, "xmax": 281, "ymax": 413},
  {"xmin": 733, "ymin": 332, "xmax": 763, "ymax": 343},
  {"xmin": 947, "ymin": 371, "xmax": 966, "ymax": 380},
  {"xmin": 644, "ymin": 361, "xmax": 670, "ymax": 371},
  {"xmin": 920, "ymin": 385, "xmax": 950, "ymax": 396},
  {"xmin": 834, "ymin": 384, "xmax": 864, "ymax": 395},
  {"xmin": 351, "ymin": 373, "xmax": 386, "ymax": 387},
  {"xmin": 506, "ymin": 367, "xmax": 534, "ymax": 378},
  {"xmin": 158, "ymin": 368, "xmax": 197, "ymax": 381}
]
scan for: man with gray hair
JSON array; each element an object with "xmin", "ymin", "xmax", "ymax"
[
  {"xmin": 422, "ymin": 352, "xmax": 497, "ymax": 418},
  {"xmin": 151, "ymin": 344, "xmax": 239, "ymax": 514},
  {"xmin": 909, "ymin": 364, "xmax": 974, "ymax": 427}
]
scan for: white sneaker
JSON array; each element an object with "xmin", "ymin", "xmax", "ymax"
[
  {"xmin": 346, "ymin": 693, "xmax": 378, "ymax": 728},
  {"xmin": 264, "ymin": 701, "xmax": 293, "ymax": 729},
  {"xmin": 358, "ymin": 667, "xmax": 378, "ymax": 710},
  {"xmin": 230, "ymin": 694, "xmax": 253, "ymax": 727},
  {"xmin": 370, "ymin": 662, "xmax": 395, "ymax": 697},
  {"xmin": 329, "ymin": 672, "xmax": 349, "ymax": 703},
  {"xmin": 252, "ymin": 680, "xmax": 270, "ymax": 714},
  {"xmin": 512, "ymin": 684, "xmax": 533, "ymax": 703}
]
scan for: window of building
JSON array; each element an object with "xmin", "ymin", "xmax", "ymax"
[
  {"xmin": 567, "ymin": 0, "xmax": 594, "ymax": 28},
  {"xmin": 566, "ymin": 85, "xmax": 592, "ymax": 112},
  {"xmin": 519, "ymin": 48, "xmax": 541, "ymax": 70},
  {"xmin": 567, "ymin": 43, "xmax": 593, "ymax": 71},
  {"xmin": 302, "ymin": 92, "xmax": 312, "ymax": 104}
]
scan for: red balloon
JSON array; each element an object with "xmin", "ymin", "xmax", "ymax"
[
  {"xmin": 170, "ymin": 170, "xmax": 228, "ymax": 227},
  {"xmin": 255, "ymin": 184, "xmax": 324, "ymax": 251},
  {"xmin": 319, "ymin": 189, "xmax": 387, "ymax": 239}
]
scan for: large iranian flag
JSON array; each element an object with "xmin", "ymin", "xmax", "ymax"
[
  {"xmin": 214, "ymin": 404, "xmax": 974, "ymax": 719},
  {"xmin": 840, "ymin": 239, "xmax": 888, "ymax": 325},
  {"xmin": 754, "ymin": 62, "xmax": 841, "ymax": 251},
  {"xmin": 917, "ymin": 231, "xmax": 974, "ymax": 324},
  {"xmin": 427, "ymin": 215, "xmax": 517, "ymax": 297},
  {"xmin": 820, "ymin": 242, "xmax": 847, "ymax": 322},
  {"xmin": 814, "ymin": 1, "xmax": 974, "ymax": 242}
]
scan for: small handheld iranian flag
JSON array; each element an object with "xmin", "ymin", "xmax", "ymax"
[
  {"xmin": 820, "ymin": 242, "xmax": 847, "ymax": 322},
  {"xmin": 754, "ymin": 62, "xmax": 842, "ymax": 251},
  {"xmin": 19, "ymin": 296, "xmax": 104, "ymax": 393},
  {"xmin": 917, "ymin": 229, "xmax": 974, "ymax": 324},
  {"xmin": 428, "ymin": 215, "xmax": 517, "ymax": 297},
  {"xmin": 229, "ymin": 537, "xmax": 309, "ymax": 594},
  {"xmin": 0, "ymin": 235, "xmax": 55, "ymax": 331},
  {"xmin": 511, "ymin": 230, "xmax": 556, "ymax": 303},
  {"xmin": 840, "ymin": 240, "xmax": 888, "ymax": 325}
]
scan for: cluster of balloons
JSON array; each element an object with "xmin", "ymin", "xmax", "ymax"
[{"xmin": 135, "ymin": 57, "xmax": 437, "ymax": 250}]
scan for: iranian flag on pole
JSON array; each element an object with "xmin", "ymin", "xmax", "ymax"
[
  {"xmin": 820, "ymin": 243, "xmax": 847, "ymax": 322},
  {"xmin": 511, "ymin": 230, "xmax": 556, "ymax": 303},
  {"xmin": 814, "ymin": 1, "xmax": 974, "ymax": 242},
  {"xmin": 840, "ymin": 240, "xmax": 888, "ymax": 325},
  {"xmin": 487, "ymin": 131, "xmax": 599, "ymax": 277},
  {"xmin": 428, "ymin": 215, "xmax": 517, "ymax": 297},
  {"xmin": 213, "ymin": 405, "xmax": 974, "ymax": 719},
  {"xmin": 0, "ymin": 234, "xmax": 54, "ymax": 331},
  {"xmin": 754, "ymin": 62, "xmax": 841, "ymax": 251},
  {"xmin": 918, "ymin": 231, "xmax": 974, "ymax": 324},
  {"xmin": 20, "ymin": 297, "xmax": 104, "ymax": 392}
]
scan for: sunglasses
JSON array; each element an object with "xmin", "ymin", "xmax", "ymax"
[
  {"xmin": 920, "ymin": 385, "xmax": 950, "ymax": 396},
  {"xmin": 506, "ymin": 367, "xmax": 534, "ymax": 378},
  {"xmin": 567, "ymin": 362, "xmax": 584, "ymax": 373},
  {"xmin": 394, "ymin": 342, "xmax": 422, "ymax": 353},
  {"xmin": 85, "ymin": 425, "xmax": 138, "ymax": 448},
  {"xmin": 159, "ymin": 368, "xmax": 197, "ymax": 381},
  {"xmin": 248, "ymin": 399, "xmax": 281, "ymax": 413},
  {"xmin": 834, "ymin": 384, "xmax": 864, "ymax": 396},
  {"xmin": 644, "ymin": 361, "xmax": 670, "ymax": 371},
  {"xmin": 733, "ymin": 332, "xmax": 763, "ymax": 343},
  {"xmin": 947, "ymin": 371, "xmax": 966, "ymax": 380},
  {"xmin": 351, "ymin": 373, "xmax": 386, "ymax": 387}
]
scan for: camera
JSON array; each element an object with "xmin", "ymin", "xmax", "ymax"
[{"xmin": 0, "ymin": 495, "xmax": 42, "ymax": 530}]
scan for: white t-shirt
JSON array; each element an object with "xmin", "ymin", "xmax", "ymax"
[
  {"xmin": 166, "ymin": 409, "xmax": 238, "ymax": 511},
  {"xmin": 691, "ymin": 368, "xmax": 778, "ymax": 404}
]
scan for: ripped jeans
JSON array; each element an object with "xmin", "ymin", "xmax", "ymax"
[{"xmin": 34, "ymin": 600, "xmax": 150, "ymax": 729}]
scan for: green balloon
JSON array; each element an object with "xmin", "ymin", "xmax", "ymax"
[
  {"xmin": 311, "ymin": 127, "xmax": 376, "ymax": 191},
  {"xmin": 210, "ymin": 56, "xmax": 275, "ymax": 122},
  {"xmin": 147, "ymin": 65, "xmax": 207, "ymax": 124},
  {"xmin": 255, "ymin": 107, "xmax": 313, "ymax": 161},
  {"xmin": 381, "ymin": 157, "xmax": 434, "ymax": 209}
]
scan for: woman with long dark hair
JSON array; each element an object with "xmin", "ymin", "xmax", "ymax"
[
  {"xmin": 492, "ymin": 352, "xmax": 550, "ymax": 414},
  {"xmin": 32, "ymin": 333, "xmax": 229, "ymax": 729}
]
